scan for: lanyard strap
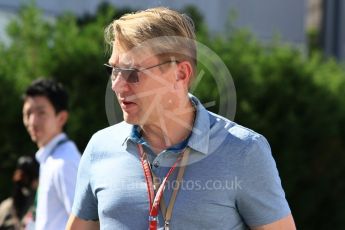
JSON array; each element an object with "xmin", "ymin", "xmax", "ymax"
[
  {"xmin": 51, "ymin": 138, "xmax": 70, "ymax": 156},
  {"xmin": 137, "ymin": 144, "xmax": 190, "ymax": 230},
  {"xmin": 164, "ymin": 148, "xmax": 189, "ymax": 230},
  {"xmin": 152, "ymin": 172, "xmax": 167, "ymax": 217},
  {"xmin": 138, "ymin": 144, "xmax": 155, "ymax": 212}
]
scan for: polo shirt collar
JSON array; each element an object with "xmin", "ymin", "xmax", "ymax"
[
  {"xmin": 187, "ymin": 95, "xmax": 210, "ymax": 155},
  {"xmin": 36, "ymin": 133, "xmax": 67, "ymax": 164},
  {"xmin": 124, "ymin": 94, "xmax": 210, "ymax": 155}
]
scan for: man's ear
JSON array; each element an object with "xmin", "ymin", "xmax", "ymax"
[
  {"xmin": 57, "ymin": 111, "xmax": 69, "ymax": 128},
  {"xmin": 176, "ymin": 61, "xmax": 193, "ymax": 87}
]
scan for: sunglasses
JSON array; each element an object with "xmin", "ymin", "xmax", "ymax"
[{"xmin": 104, "ymin": 60, "xmax": 179, "ymax": 83}]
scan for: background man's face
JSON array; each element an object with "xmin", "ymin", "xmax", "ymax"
[{"xmin": 23, "ymin": 96, "xmax": 64, "ymax": 148}]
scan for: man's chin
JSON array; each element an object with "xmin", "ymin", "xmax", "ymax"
[
  {"xmin": 30, "ymin": 136, "xmax": 38, "ymax": 143},
  {"xmin": 123, "ymin": 118, "xmax": 136, "ymax": 125},
  {"xmin": 30, "ymin": 136, "xmax": 43, "ymax": 147},
  {"xmin": 123, "ymin": 115, "xmax": 139, "ymax": 125}
]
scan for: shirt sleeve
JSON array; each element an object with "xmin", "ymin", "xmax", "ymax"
[
  {"xmin": 71, "ymin": 136, "xmax": 99, "ymax": 220},
  {"xmin": 236, "ymin": 134, "xmax": 291, "ymax": 227}
]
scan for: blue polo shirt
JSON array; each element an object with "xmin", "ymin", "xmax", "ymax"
[{"xmin": 72, "ymin": 96, "xmax": 291, "ymax": 229}]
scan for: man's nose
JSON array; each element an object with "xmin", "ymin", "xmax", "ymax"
[
  {"xmin": 111, "ymin": 74, "xmax": 130, "ymax": 93},
  {"xmin": 27, "ymin": 113, "xmax": 39, "ymax": 126}
]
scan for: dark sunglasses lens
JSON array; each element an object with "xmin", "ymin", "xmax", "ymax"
[
  {"xmin": 104, "ymin": 64, "xmax": 139, "ymax": 83},
  {"xmin": 124, "ymin": 70, "xmax": 139, "ymax": 83}
]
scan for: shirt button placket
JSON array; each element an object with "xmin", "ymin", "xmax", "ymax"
[{"xmin": 153, "ymin": 160, "xmax": 160, "ymax": 168}]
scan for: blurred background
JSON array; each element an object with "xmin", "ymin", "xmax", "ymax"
[{"xmin": 0, "ymin": 0, "xmax": 344, "ymax": 229}]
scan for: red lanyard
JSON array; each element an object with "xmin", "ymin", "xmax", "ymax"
[{"xmin": 137, "ymin": 144, "xmax": 186, "ymax": 230}]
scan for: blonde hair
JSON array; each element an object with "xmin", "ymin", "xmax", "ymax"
[{"xmin": 105, "ymin": 7, "xmax": 197, "ymax": 72}]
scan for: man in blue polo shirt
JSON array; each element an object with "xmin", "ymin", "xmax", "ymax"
[{"xmin": 66, "ymin": 7, "xmax": 295, "ymax": 230}]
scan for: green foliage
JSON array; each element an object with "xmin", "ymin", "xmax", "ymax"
[
  {"xmin": 4, "ymin": 5, "xmax": 54, "ymax": 90},
  {"xmin": 307, "ymin": 28, "xmax": 322, "ymax": 54},
  {"xmin": 208, "ymin": 31, "xmax": 345, "ymax": 229},
  {"xmin": 0, "ymin": 3, "xmax": 345, "ymax": 229}
]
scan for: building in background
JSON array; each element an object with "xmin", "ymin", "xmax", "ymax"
[
  {"xmin": 307, "ymin": 0, "xmax": 323, "ymax": 30},
  {"xmin": 0, "ymin": 0, "xmax": 306, "ymax": 45},
  {"xmin": 0, "ymin": 0, "xmax": 344, "ymax": 61},
  {"xmin": 322, "ymin": 0, "xmax": 345, "ymax": 61}
]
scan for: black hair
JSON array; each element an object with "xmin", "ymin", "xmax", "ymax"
[{"xmin": 23, "ymin": 78, "xmax": 69, "ymax": 113}]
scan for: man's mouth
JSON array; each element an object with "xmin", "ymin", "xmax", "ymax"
[
  {"xmin": 122, "ymin": 101, "xmax": 134, "ymax": 105},
  {"xmin": 120, "ymin": 99, "xmax": 137, "ymax": 111}
]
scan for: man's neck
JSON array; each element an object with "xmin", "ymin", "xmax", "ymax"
[
  {"xmin": 37, "ymin": 132, "xmax": 64, "ymax": 149},
  {"xmin": 141, "ymin": 101, "xmax": 195, "ymax": 154}
]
